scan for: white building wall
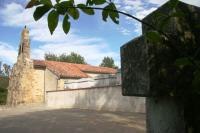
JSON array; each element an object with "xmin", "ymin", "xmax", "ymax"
[
  {"xmin": 45, "ymin": 69, "xmax": 58, "ymax": 91},
  {"xmin": 64, "ymin": 73, "xmax": 121, "ymax": 89}
]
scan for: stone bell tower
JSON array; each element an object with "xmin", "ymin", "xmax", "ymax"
[
  {"xmin": 17, "ymin": 26, "xmax": 30, "ymax": 65},
  {"xmin": 7, "ymin": 26, "xmax": 37, "ymax": 105}
]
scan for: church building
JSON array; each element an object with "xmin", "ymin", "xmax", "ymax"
[{"xmin": 7, "ymin": 27, "xmax": 117, "ymax": 105}]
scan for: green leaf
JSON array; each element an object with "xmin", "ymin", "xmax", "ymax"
[
  {"xmin": 67, "ymin": 8, "xmax": 79, "ymax": 20},
  {"xmin": 70, "ymin": 0, "xmax": 75, "ymax": 5},
  {"xmin": 55, "ymin": 4, "xmax": 64, "ymax": 15},
  {"xmin": 77, "ymin": 4, "xmax": 94, "ymax": 15},
  {"xmin": 55, "ymin": 4, "xmax": 66, "ymax": 15},
  {"xmin": 63, "ymin": 14, "xmax": 71, "ymax": 34},
  {"xmin": 146, "ymin": 31, "xmax": 161, "ymax": 43},
  {"xmin": 108, "ymin": 3, "xmax": 119, "ymax": 24},
  {"xmin": 48, "ymin": 10, "xmax": 59, "ymax": 34},
  {"xmin": 25, "ymin": 0, "xmax": 41, "ymax": 9},
  {"xmin": 55, "ymin": 1, "xmax": 73, "ymax": 15},
  {"xmin": 40, "ymin": 0, "xmax": 52, "ymax": 6},
  {"xmin": 102, "ymin": 3, "xmax": 119, "ymax": 24},
  {"xmin": 102, "ymin": 8, "xmax": 109, "ymax": 21},
  {"xmin": 60, "ymin": 0, "xmax": 73, "ymax": 7},
  {"xmin": 174, "ymin": 57, "xmax": 192, "ymax": 68},
  {"xmin": 93, "ymin": 0, "xmax": 106, "ymax": 5},
  {"xmin": 108, "ymin": 3, "xmax": 118, "ymax": 17},
  {"xmin": 33, "ymin": 5, "xmax": 51, "ymax": 21},
  {"xmin": 56, "ymin": 0, "xmax": 61, "ymax": 3},
  {"xmin": 86, "ymin": 0, "xmax": 94, "ymax": 6},
  {"xmin": 109, "ymin": 13, "xmax": 119, "ymax": 24}
]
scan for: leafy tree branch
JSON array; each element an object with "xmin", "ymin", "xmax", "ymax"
[
  {"xmin": 26, "ymin": 0, "xmax": 168, "ymax": 38},
  {"xmin": 26, "ymin": 0, "xmax": 200, "ymax": 83}
]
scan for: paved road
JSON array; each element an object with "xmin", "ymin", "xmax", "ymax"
[{"xmin": 0, "ymin": 107, "xmax": 146, "ymax": 133}]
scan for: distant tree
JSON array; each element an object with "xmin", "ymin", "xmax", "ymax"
[
  {"xmin": 0, "ymin": 62, "xmax": 11, "ymax": 77},
  {"xmin": 0, "ymin": 61, "xmax": 11, "ymax": 76},
  {"xmin": 45, "ymin": 52, "xmax": 87, "ymax": 64},
  {"xmin": 0, "ymin": 61, "xmax": 9, "ymax": 105},
  {"xmin": 100, "ymin": 57, "xmax": 117, "ymax": 68},
  {"xmin": 44, "ymin": 53, "xmax": 58, "ymax": 61},
  {"xmin": 0, "ymin": 61, "xmax": 2, "ymax": 75},
  {"xmin": 2, "ymin": 64, "xmax": 11, "ymax": 77},
  {"xmin": 59, "ymin": 52, "xmax": 86, "ymax": 64}
]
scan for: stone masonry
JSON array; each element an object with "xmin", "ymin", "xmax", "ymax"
[{"xmin": 7, "ymin": 27, "xmax": 44, "ymax": 105}]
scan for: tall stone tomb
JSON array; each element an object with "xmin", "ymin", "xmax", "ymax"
[
  {"xmin": 121, "ymin": 1, "xmax": 200, "ymax": 133},
  {"xmin": 7, "ymin": 26, "xmax": 43, "ymax": 105}
]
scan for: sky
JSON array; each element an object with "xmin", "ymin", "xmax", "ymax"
[{"xmin": 0, "ymin": 0, "xmax": 199, "ymax": 67}]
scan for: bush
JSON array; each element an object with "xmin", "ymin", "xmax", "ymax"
[{"xmin": 0, "ymin": 76, "xmax": 8, "ymax": 105}]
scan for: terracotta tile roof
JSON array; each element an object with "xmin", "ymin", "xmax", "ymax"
[
  {"xmin": 33, "ymin": 60, "xmax": 46, "ymax": 68},
  {"xmin": 73, "ymin": 64, "xmax": 117, "ymax": 74},
  {"xmin": 33, "ymin": 60, "xmax": 117, "ymax": 78}
]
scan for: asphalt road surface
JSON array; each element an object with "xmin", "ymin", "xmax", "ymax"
[{"xmin": 0, "ymin": 107, "xmax": 146, "ymax": 133}]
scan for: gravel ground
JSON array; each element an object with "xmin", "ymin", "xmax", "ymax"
[{"xmin": 0, "ymin": 106, "xmax": 146, "ymax": 133}]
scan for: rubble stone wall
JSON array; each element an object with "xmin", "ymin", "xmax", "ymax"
[{"xmin": 7, "ymin": 61, "xmax": 44, "ymax": 105}]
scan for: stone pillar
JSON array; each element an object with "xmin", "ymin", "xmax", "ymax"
[
  {"xmin": 121, "ymin": 35, "xmax": 186, "ymax": 133},
  {"xmin": 17, "ymin": 26, "xmax": 30, "ymax": 65},
  {"xmin": 121, "ymin": 1, "xmax": 200, "ymax": 133},
  {"xmin": 146, "ymin": 97, "xmax": 185, "ymax": 133},
  {"xmin": 7, "ymin": 26, "xmax": 42, "ymax": 105}
]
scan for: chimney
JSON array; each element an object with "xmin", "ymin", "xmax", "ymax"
[{"xmin": 17, "ymin": 26, "xmax": 30, "ymax": 64}]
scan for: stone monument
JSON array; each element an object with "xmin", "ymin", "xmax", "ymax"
[{"xmin": 121, "ymin": 1, "xmax": 200, "ymax": 133}]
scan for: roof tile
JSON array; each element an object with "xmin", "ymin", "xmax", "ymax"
[{"xmin": 33, "ymin": 60, "xmax": 117, "ymax": 78}]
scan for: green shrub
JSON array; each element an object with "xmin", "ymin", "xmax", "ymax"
[{"xmin": 0, "ymin": 76, "xmax": 8, "ymax": 105}]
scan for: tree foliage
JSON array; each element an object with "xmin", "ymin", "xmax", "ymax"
[
  {"xmin": 26, "ymin": 0, "xmax": 120, "ymax": 35},
  {"xmin": 44, "ymin": 53, "xmax": 58, "ymax": 61},
  {"xmin": 100, "ymin": 56, "xmax": 117, "ymax": 68},
  {"xmin": 0, "ymin": 61, "xmax": 11, "ymax": 77},
  {"xmin": 45, "ymin": 52, "xmax": 87, "ymax": 64},
  {"xmin": 0, "ymin": 61, "xmax": 9, "ymax": 105},
  {"xmin": 0, "ymin": 76, "xmax": 8, "ymax": 105}
]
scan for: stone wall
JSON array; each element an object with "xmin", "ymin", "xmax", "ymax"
[
  {"xmin": 7, "ymin": 62, "xmax": 33, "ymax": 105},
  {"xmin": 6, "ymin": 27, "xmax": 45, "ymax": 105},
  {"xmin": 7, "ymin": 62, "xmax": 44, "ymax": 105},
  {"xmin": 46, "ymin": 86, "xmax": 146, "ymax": 113},
  {"xmin": 32, "ymin": 69, "xmax": 45, "ymax": 103}
]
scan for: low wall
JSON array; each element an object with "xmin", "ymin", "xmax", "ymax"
[{"xmin": 46, "ymin": 86, "xmax": 145, "ymax": 113}]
